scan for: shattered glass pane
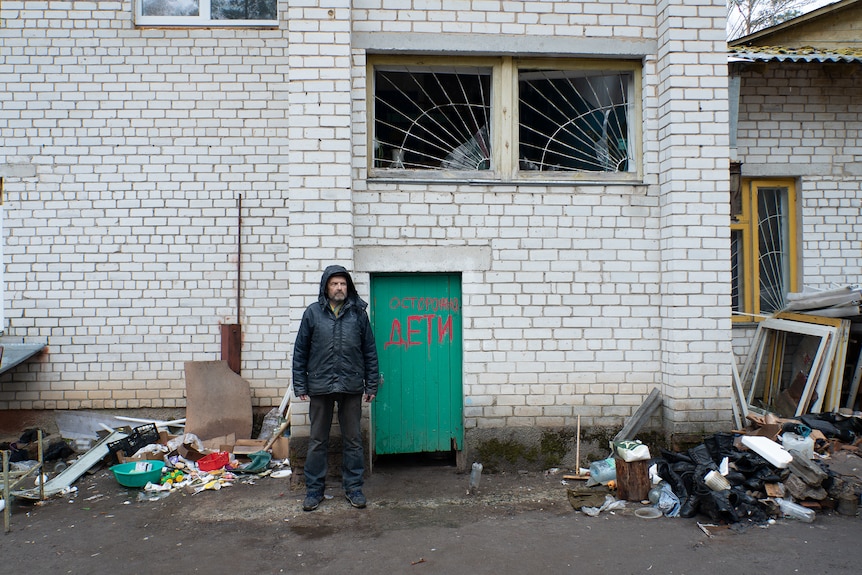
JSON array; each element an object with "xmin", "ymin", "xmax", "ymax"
[
  {"xmin": 374, "ymin": 66, "xmax": 492, "ymax": 171},
  {"xmin": 518, "ymin": 69, "xmax": 632, "ymax": 173}
]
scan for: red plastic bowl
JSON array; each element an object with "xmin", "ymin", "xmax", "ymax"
[{"xmin": 197, "ymin": 451, "xmax": 230, "ymax": 472}]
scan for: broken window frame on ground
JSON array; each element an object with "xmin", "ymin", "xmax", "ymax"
[
  {"xmin": 367, "ymin": 56, "xmax": 642, "ymax": 183},
  {"xmin": 738, "ymin": 313, "xmax": 851, "ymax": 418},
  {"xmin": 731, "ymin": 177, "xmax": 800, "ymax": 322}
]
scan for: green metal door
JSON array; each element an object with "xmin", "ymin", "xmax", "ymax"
[{"xmin": 371, "ymin": 273, "xmax": 463, "ymax": 454}]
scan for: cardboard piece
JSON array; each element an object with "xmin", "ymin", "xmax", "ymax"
[
  {"xmin": 116, "ymin": 431, "xmax": 174, "ymax": 464},
  {"xmin": 184, "ymin": 361, "xmax": 253, "ymax": 442},
  {"xmin": 220, "ymin": 439, "xmax": 267, "ymax": 458},
  {"xmin": 271, "ymin": 436, "xmax": 290, "ymax": 460},
  {"xmin": 117, "ymin": 451, "xmax": 165, "ymax": 464}
]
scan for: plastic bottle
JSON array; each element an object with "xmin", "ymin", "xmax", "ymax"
[
  {"xmin": 781, "ymin": 432, "xmax": 814, "ymax": 460},
  {"xmin": 257, "ymin": 407, "xmax": 282, "ymax": 442},
  {"xmin": 648, "ymin": 481, "xmax": 666, "ymax": 504},
  {"xmin": 776, "ymin": 498, "xmax": 815, "ymax": 523},
  {"xmin": 588, "ymin": 457, "xmax": 617, "ymax": 485},
  {"xmin": 469, "ymin": 462, "xmax": 483, "ymax": 494}
]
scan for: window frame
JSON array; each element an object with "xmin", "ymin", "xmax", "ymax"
[
  {"xmin": 134, "ymin": 0, "xmax": 279, "ymax": 28},
  {"xmin": 731, "ymin": 178, "xmax": 800, "ymax": 322},
  {"xmin": 366, "ymin": 55, "xmax": 642, "ymax": 183}
]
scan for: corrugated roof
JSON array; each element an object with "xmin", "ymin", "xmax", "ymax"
[{"xmin": 729, "ymin": 45, "xmax": 862, "ymax": 63}]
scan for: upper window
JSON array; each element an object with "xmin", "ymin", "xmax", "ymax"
[
  {"xmin": 135, "ymin": 0, "xmax": 278, "ymax": 27},
  {"xmin": 731, "ymin": 177, "xmax": 799, "ymax": 321},
  {"xmin": 518, "ymin": 69, "xmax": 631, "ymax": 174},
  {"xmin": 369, "ymin": 57, "xmax": 641, "ymax": 182},
  {"xmin": 374, "ymin": 65, "xmax": 493, "ymax": 172}
]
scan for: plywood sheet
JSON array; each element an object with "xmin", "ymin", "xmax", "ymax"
[{"xmin": 184, "ymin": 361, "xmax": 252, "ymax": 442}]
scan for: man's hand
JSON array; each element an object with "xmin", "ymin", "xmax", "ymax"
[
  {"xmin": 298, "ymin": 394, "xmax": 309, "ymax": 401},
  {"xmin": 363, "ymin": 394, "xmax": 375, "ymax": 403}
]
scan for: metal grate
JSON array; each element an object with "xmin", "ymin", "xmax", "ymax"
[
  {"xmin": 757, "ymin": 187, "xmax": 791, "ymax": 314},
  {"xmin": 518, "ymin": 69, "xmax": 632, "ymax": 173},
  {"xmin": 373, "ymin": 66, "xmax": 492, "ymax": 171}
]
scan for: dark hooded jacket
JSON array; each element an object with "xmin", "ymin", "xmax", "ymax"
[{"xmin": 292, "ymin": 265, "xmax": 379, "ymax": 397}]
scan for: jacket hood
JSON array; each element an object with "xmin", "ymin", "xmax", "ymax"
[{"xmin": 318, "ymin": 264, "xmax": 363, "ymax": 306}]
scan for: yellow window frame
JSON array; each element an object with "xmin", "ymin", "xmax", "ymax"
[{"xmin": 732, "ymin": 178, "xmax": 799, "ymax": 322}]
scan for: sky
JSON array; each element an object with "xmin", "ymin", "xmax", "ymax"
[{"xmin": 728, "ymin": 0, "xmax": 844, "ymax": 39}]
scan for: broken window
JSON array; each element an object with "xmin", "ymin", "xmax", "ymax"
[
  {"xmin": 373, "ymin": 65, "xmax": 492, "ymax": 172},
  {"xmin": 369, "ymin": 57, "xmax": 641, "ymax": 181},
  {"xmin": 731, "ymin": 179, "xmax": 799, "ymax": 321},
  {"xmin": 518, "ymin": 69, "xmax": 631, "ymax": 173},
  {"xmin": 135, "ymin": 0, "xmax": 278, "ymax": 26}
]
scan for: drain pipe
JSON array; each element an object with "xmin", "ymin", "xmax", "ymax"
[{"xmin": 221, "ymin": 194, "xmax": 242, "ymax": 374}]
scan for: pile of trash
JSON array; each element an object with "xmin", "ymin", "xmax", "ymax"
[
  {"xmin": 575, "ymin": 411, "xmax": 862, "ymax": 524},
  {"xmin": 112, "ymin": 430, "xmax": 292, "ymax": 502},
  {"xmin": 1, "ymin": 421, "xmax": 292, "ymax": 507}
]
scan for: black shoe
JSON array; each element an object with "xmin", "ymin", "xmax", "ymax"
[
  {"xmin": 303, "ymin": 492, "xmax": 323, "ymax": 511},
  {"xmin": 345, "ymin": 489, "xmax": 367, "ymax": 509}
]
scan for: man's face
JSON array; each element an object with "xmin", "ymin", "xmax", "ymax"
[{"xmin": 326, "ymin": 276, "xmax": 348, "ymax": 303}]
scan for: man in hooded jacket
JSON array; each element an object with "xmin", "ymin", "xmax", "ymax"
[{"xmin": 293, "ymin": 265, "xmax": 379, "ymax": 511}]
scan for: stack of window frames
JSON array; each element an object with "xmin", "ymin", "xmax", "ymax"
[{"xmin": 739, "ymin": 313, "xmax": 851, "ymax": 418}]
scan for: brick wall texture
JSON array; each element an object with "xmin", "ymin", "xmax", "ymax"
[
  {"xmin": 735, "ymin": 63, "xmax": 862, "ymax": 287},
  {"xmin": 0, "ymin": 0, "xmax": 750, "ymax": 437}
]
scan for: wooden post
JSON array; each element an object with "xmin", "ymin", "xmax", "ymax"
[{"xmin": 614, "ymin": 458, "xmax": 650, "ymax": 502}]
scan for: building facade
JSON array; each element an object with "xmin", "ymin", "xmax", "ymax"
[{"xmin": 0, "ymin": 1, "xmax": 733, "ymax": 455}]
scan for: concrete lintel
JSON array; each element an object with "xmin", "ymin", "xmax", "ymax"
[
  {"xmin": 354, "ymin": 32, "xmax": 655, "ymax": 59},
  {"xmin": 355, "ymin": 245, "xmax": 492, "ymax": 273},
  {"xmin": 740, "ymin": 162, "xmax": 836, "ymax": 177}
]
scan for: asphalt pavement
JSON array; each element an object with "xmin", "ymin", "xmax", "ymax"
[{"xmin": 2, "ymin": 454, "xmax": 860, "ymax": 574}]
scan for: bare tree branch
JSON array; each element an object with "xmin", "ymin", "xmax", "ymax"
[{"xmin": 728, "ymin": 0, "xmax": 820, "ymax": 40}]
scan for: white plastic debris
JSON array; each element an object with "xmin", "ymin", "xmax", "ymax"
[{"xmin": 581, "ymin": 494, "xmax": 627, "ymax": 517}]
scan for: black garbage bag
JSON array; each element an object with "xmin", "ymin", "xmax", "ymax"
[
  {"xmin": 18, "ymin": 428, "xmax": 44, "ymax": 444},
  {"xmin": 704, "ymin": 432, "xmax": 737, "ymax": 463},
  {"xmin": 699, "ymin": 489, "xmax": 741, "ymax": 523},
  {"xmin": 44, "ymin": 440, "xmax": 75, "ymax": 462},
  {"xmin": 800, "ymin": 414, "xmax": 856, "ymax": 442}
]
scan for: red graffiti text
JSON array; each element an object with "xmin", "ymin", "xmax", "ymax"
[{"xmin": 384, "ymin": 314, "xmax": 454, "ymax": 350}]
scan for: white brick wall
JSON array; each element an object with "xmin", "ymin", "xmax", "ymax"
[
  {"xmin": 0, "ymin": 0, "xmax": 734, "ymax": 437},
  {"xmin": 349, "ymin": 0, "xmax": 730, "ymax": 434},
  {"xmin": 733, "ymin": 62, "xmax": 862, "ymax": 371},
  {"xmin": 653, "ymin": 0, "xmax": 733, "ymax": 434},
  {"xmin": 736, "ymin": 63, "xmax": 862, "ymax": 289},
  {"xmin": 0, "ymin": 1, "xmax": 293, "ymax": 410}
]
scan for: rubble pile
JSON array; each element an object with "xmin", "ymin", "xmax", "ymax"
[
  {"xmin": 1, "ymin": 421, "xmax": 291, "ymax": 521},
  {"xmin": 652, "ymin": 412, "xmax": 862, "ymax": 525}
]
